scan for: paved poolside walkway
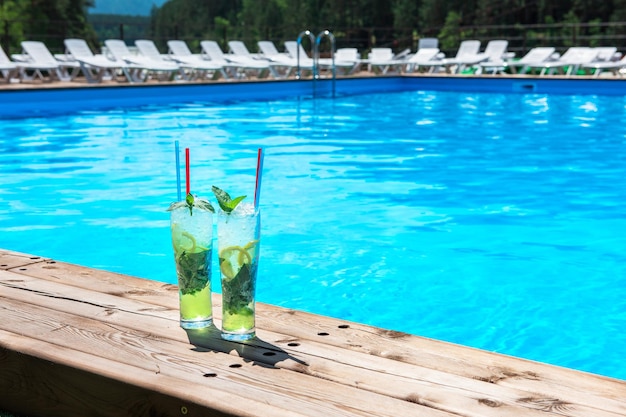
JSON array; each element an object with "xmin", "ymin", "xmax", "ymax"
[{"xmin": 2, "ymin": 68, "xmax": 623, "ymax": 92}]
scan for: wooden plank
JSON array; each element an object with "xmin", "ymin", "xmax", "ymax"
[
  {"xmin": 0, "ymin": 329, "xmax": 300, "ymax": 417},
  {"xmin": 3, "ymin": 269, "xmax": 625, "ymax": 417},
  {"xmin": 0, "ymin": 250, "xmax": 47, "ymax": 270},
  {"xmin": 7, "ymin": 252, "xmax": 626, "ymax": 410},
  {"xmin": 2, "ymin": 250, "xmax": 626, "ymax": 416},
  {"xmin": 255, "ymin": 305, "xmax": 626, "ymax": 411},
  {"xmin": 0, "ymin": 251, "xmax": 179, "ymax": 306},
  {"xmin": 0, "ymin": 282, "xmax": 452, "ymax": 417}
]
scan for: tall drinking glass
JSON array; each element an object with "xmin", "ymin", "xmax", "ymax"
[
  {"xmin": 170, "ymin": 204, "xmax": 213, "ymax": 329},
  {"xmin": 217, "ymin": 202, "xmax": 260, "ymax": 341}
]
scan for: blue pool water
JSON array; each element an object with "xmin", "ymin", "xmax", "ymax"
[{"xmin": 1, "ymin": 88, "xmax": 625, "ymax": 380}]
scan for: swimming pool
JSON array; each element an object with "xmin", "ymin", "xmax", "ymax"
[{"xmin": 1, "ymin": 78, "xmax": 625, "ymax": 381}]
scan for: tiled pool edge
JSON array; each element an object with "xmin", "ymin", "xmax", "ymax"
[{"xmin": 2, "ymin": 75, "xmax": 626, "ymax": 118}]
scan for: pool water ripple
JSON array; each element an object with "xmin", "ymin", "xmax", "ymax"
[{"xmin": 1, "ymin": 90, "xmax": 626, "ymax": 380}]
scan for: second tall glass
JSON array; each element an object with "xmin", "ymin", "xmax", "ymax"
[{"xmin": 217, "ymin": 202, "xmax": 260, "ymax": 341}]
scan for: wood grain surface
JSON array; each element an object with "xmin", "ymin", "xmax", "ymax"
[{"xmin": 1, "ymin": 249, "xmax": 625, "ymax": 417}]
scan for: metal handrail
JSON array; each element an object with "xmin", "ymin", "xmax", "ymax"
[
  {"xmin": 296, "ymin": 30, "xmax": 315, "ymax": 80},
  {"xmin": 315, "ymin": 30, "xmax": 336, "ymax": 98}
]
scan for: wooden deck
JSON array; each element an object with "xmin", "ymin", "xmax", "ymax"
[{"xmin": 1, "ymin": 249, "xmax": 624, "ymax": 417}]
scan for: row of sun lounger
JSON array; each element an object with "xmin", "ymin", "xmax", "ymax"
[
  {"xmin": 0, "ymin": 38, "xmax": 362, "ymax": 84},
  {"xmin": 1, "ymin": 37, "xmax": 625, "ymax": 84},
  {"xmin": 367, "ymin": 39, "xmax": 626, "ymax": 77}
]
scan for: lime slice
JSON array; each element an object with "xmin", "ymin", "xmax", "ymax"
[
  {"xmin": 172, "ymin": 225, "xmax": 196, "ymax": 255},
  {"xmin": 239, "ymin": 239, "xmax": 259, "ymax": 264},
  {"xmin": 219, "ymin": 246, "xmax": 251, "ymax": 281}
]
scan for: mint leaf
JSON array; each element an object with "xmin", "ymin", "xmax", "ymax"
[
  {"xmin": 194, "ymin": 198, "xmax": 215, "ymax": 213},
  {"xmin": 186, "ymin": 192, "xmax": 195, "ymax": 215},
  {"xmin": 176, "ymin": 248, "xmax": 211, "ymax": 295},
  {"xmin": 212, "ymin": 186, "xmax": 246, "ymax": 213},
  {"xmin": 221, "ymin": 262, "xmax": 256, "ymax": 314},
  {"xmin": 229, "ymin": 195, "xmax": 247, "ymax": 209},
  {"xmin": 167, "ymin": 195, "xmax": 215, "ymax": 215},
  {"xmin": 167, "ymin": 201, "xmax": 187, "ymax": 212}
]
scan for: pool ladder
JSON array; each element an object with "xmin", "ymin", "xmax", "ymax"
[{"xmin": 296, "ymin": 30, "xmax": 336, "ymax": 97}]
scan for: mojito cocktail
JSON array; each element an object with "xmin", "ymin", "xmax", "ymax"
[
  {"xmin": 169, "ymin": 197, "xmax": 214, "ymax": 329},
  {"xmin": 217, "ymin": 201, "xmax": 260, "ymax": 341}
]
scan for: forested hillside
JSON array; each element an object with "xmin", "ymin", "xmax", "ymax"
[
  {"xmin": 2, "ymin": 0, "xmax": 626, "ymax": 55},
  {"xmin": 147, "ymin": 0, "xmax": 626, "ymax": 52}
]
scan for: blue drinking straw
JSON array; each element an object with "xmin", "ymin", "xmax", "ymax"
[
  {"xmin": 254, "ymin": 148, "xmax": 264, "ymax": 209},
  {"xmin": 175, "ymin": 140, "xmax": 182, "ymax": 201}
]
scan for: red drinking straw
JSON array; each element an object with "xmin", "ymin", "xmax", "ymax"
[
  {"xmin": 185, "ymin": 147, "xmax": 190, "ymax": 195},
  {"xmin": 253, "ymin": 148, "xmax": 264, "ymax": 209}
]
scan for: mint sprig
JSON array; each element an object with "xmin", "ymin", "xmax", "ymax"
[
  {"xmin": 222, "ymin": 262, "xmax": 255, "ymax": 314},
  {"xmin": 176, "ymin": 249, "xmax": 211, "ymax": 295},
  {"xmin": 211, "ymin": 186, "xmax": 246, "ymax": 213},
  {"xmin": 167, "ymin": 193, "xmax": 215, "ymax": 216}
]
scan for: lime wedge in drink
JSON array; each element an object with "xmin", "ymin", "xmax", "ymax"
[{"xmin": 219, "ymin": 245, "xmax": 251, "ymax": 281}]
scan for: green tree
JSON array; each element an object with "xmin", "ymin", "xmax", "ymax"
[
  {"xmin": 151, "ymin": 0, "xmax": 241, "ymax": 50},
  {"xmin": 0, "ymin": 0, "xmax": 28, "ymax": 54},
  {"xmin": 392, "ymin": 0, "xmax": 421, "ymax": 50},
  {"xmin": 571, "ymin": 0, "xmax": 613, "ymax": 22},
  {"xmin": 120, "ymin": 0, "xmax": 626, "ymax": 59},
  {"xmin": 0, "ymin": 0, "xmax": 95, "ymax": 53},
  {"xmin": 238, "ymin": 0, "xmax": 287, "ymax": 47},
  {"xmin": 607, "ymin": 0, "xmax": 626, "ymax": 42},
  {"xmin": 437, "ymin": 10, "xmax": 463, "ymax": 52},
  {"xmin": 27, "ymin": 0, "xmax": 96, "ymax": 50},
  {"xmin": 561, "ymin": 9, "xmax": 580, "ymax": 46}
]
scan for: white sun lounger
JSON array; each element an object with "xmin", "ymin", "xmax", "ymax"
[
  {"xmin": 257, "ymin": 40, "xmax": 312, "ymax": 78},
  {"xmin": 527, "ymin": 47, "xmax": 599, "ymax": 76},
  {"xmin": 402, "ymin": 48, "xmax": 441, "ymax": 73},
  {"xmin": 200, "ymin": 40, "xmax": 271, "ymax": 79},
  {"xmin": 257, "ymin": 40, "xmax": 292, "ymax": 62},
  {"xmin": 418, "ymin": 38, "xmax": 439, "ymax": 49},
  {"xmin": 283, "ymin": 40, "xmax": 323, "ymax": 75},
  {"xmin": 334, "ymin": 48, "xmax": 364, "ymax": 74},
  {"xmin": 284, "ymin": 40, "xmax": 358, "ymax": 76},
  {"xmin": 498, "ymin": 47, "xmax": 556, "ymax": 74},
  {"xmin": 470, "ymin": 40, "xmax": 511, "ymax": 74},
  {"xmin": 227, "ymin": 40, "xmax": 266, "ymax": 62},
  {"xmin": 364, "ymin": 48, "xmax": 406, "ymax": 74},
  {"xmin": 18, "ymin": 41, "xmax": 81, "ymax": 82},
  {"xmin": 63, "ymin": 38, "xmax": 133, "ymax": 83},
  {"xmin": 105, "ymin": 39, "xmax": 181, "ymax": 82},
  {"xmin": 0, "ymin": 45, "xmax": 20, "ymax": 83},
  {"xmin": 138, "ymin": 39, "xmax": 227, "ymax": 81},
  {"xmin": 433, "ymin": 40, "xmax": 482, "ymax": 73},
  {"xmin": 582, "ymin": 53, "xmax": 626, "ymax": 77},
  {"xmin": 226, "ymin": 40, "xmax": 281, "ymax": 78},
  {"xmin": 166, "ymin": 40, "xmax": 228, "ymax": 80},
  {"xmin": 593, "ymin": 46, "xmax": 619, "ymax": 62},
  {"xmin": 442, "ymin": 40, "xmax": 508, "ymax": 74}
]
